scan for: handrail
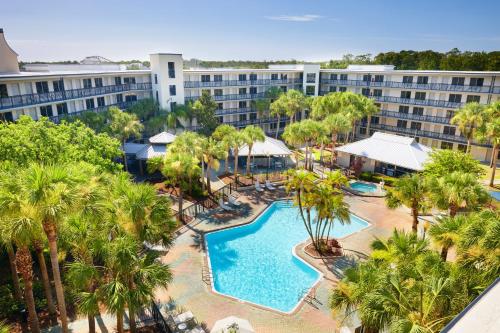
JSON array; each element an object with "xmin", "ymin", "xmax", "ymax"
[
  {"xmin": 184, "ymin": 78, "xmax": 302, "ymax": 88},
  {"xmin": 185, "ymin": 92, "xmax": 266, "ymax": 102},
  {"xmin": 48, "ymin": 101, "xmax": 137, "ymax": 123},
  {"xmin": 379, "ymin": 109, "xmax": 453, "ymax": 124}
]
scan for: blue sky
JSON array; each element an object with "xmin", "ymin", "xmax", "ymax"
[{"xmin": 2, "ymin": 0, "xmax": 499, "ymax": 62}]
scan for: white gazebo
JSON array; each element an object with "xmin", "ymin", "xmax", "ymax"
[
  {"xmin": 148, "ymin": 131, "xmax": 177, "ymax": 145},
  {"xmin": 210, "ymin": 316, "xmax": 255, "ymax": 333},
  {"xmin": 237, "ymin": 136, "xmax": 292, "ymax": 175},
  {"xmin": 336, "ymin": 132, "xmax": 432, "ymax": 176}
]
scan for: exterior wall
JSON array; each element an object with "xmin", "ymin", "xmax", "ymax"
[
  {"xmin": 0, "ymin": 30, "xmax": 19, "ymax": 74},
  {"xmin": 150, "ymin": 53, "xmax": 184, "ymax": 111}
]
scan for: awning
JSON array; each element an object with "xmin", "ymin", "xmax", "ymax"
[
  {"xmin": 211, "ymin": 316, "xmax": 255, "ymax": 333},
  {"xmin": 237, "ymin": 136, "xmax": 292, "ymax": 157},
  {"xmin": 122, "ymin": 143, "xmax": 148, "ymax": 155},
  {"xmin": 149, "ymin": 131, "xmax": 177, "ymax": 145},
  {"xmin": 136, "ymin": 144, "xmax": 167, "ymax": 160}
]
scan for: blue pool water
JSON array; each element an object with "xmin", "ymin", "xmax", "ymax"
[
  {"xmin": 205, "ymin": 201, "xmax": 370, "ymax": 312},
  {"xmin": 350, "ymin": 181, "xmax": 378, "ymax": 193},
  {"xmin": 490, "ymin": 191, "xmax": 500, "ymax": 201}
]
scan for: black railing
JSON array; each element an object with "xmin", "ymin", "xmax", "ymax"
[
  {"xmin": 0, "ymin": 82, "xmax": 151, "ymax": 110},
  {"xmin": 215, "ymin": 107, "xmax": 254, "ymax": 116},
  {"xmin": 379, "ymin": 109, "xmax": 453, "ymax": 124},
  {"xmin": 151, "ymin": 301, "xmax": 173, "ymax": 333},
  {"xmin": 373, "ymin": 96, "xmax": 463, "ymax": 108},
  {"xmin": 48, "ymin": 101, "xmax": 137, "ymax": 123},
  {"xmin": 184, "ymin": 78, "xmax": 302, "ymax": 88},
  {"xmin": 185, "ymin": 92, "xmax": 266, "ymax": 102},
  {"xmin": 320, "ymin": 78, "xmax": 500, "ymax": 94},
  {"xmin": 189, "ymin": 116, "xmax": 290, "ymax": 131}
]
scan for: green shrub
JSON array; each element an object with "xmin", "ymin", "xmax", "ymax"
[{"xmin": 0, "ymin": 285, "xmax": 21, "ymax": 318}]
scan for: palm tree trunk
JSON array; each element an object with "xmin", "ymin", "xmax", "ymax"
[
  {"xmin": 366, "ymin": 115, "xmax": 371, "ymax": 136},
  {"xmin": 449, "ymin": 205, "xmax": 458, "ymax": 218},
  {"xmin": 7, "ymin": 246, "xmax": 23, "ymax": 303},
  {"xmin": 275, "ymin": 116, "xmax": 280, "ymax": 139},
  {"xmin": 330, "ymin": 133, "xmax": 337, "ymax": 170},
  {"xmin": 34, "ymin": 243, "xmax": 57, "ymax": 317},
  {"xmin": 43, "ymin": 222, "xmax": 69, "ymax": 333},
  {"xmin": 88, "ymin": 315, "xmax": 96, "ymax": 333},
  {"xmin": 490, "ymin": 144, "xmax": 498, "ymax": 187},
  {"xmin": 233, "ymin": 148, "xmax": 239, "ymax": 184},
  {"xmin": 205, "ymin": 166, "xmax": 212, "ymax": 194},
  {"xmin": 178, "ymin": 188, "xmax": 184, "ymax": 223},
  {"xmin": 441, "ymin": 246, "xmax": 449, "ymax": 261},
  {"xmin": 200, "ymin": 159, "xmax": 205, "ymax": 192},
  {"xmin": 411, "ymin": 207, "xmax": 419, "ymax": 233},
  {"xmin": 466, "ymin": 139, "xmax": 471, "ymax": 154},
  {"xmin": 224, "ymin": 152, "xmax": 229, "ymax": 174},
  {"xmin": 16, "ymin": 246, "xmax": 40, "ymax": 333},
  {"xmin": 116, "ymin": 309, "xmax": 124, "ymax": 333},
  {"xmin": 122, "ymin": 139, "xmax": 128, "ymax": 171},
  {"xmin": 129, "ymin": 308, "xmax": 137, "ymax": 333},
  {"xmin": 246, "ymin": 144, "xmax": 253, "ymax": 176}
]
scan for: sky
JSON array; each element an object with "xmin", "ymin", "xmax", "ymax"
[{"xmin": 2, "ymin": 0, "xmax": 500, "ymax": 62}]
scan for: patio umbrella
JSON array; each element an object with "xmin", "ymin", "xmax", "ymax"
[{"xmin": 210, "ymin": 316, "xmax": 255, "ymax": 333}]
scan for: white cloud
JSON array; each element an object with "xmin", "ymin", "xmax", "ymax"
[{"xmin": 265, "ymin": 14, "xmax": 322, "ymax": 22}]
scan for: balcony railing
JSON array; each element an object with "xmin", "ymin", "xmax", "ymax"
[
  {"xmin": 363, "ymin": 122, "xmax": 491, "ymax": 147},
  {"xmin": 184, "ymin": 78, "xmax": 302, "ymax": 88},
  {"xmin": 215, "ymin": 107, "xmax": 255, "ymax": 116},
  {"xmin": 185, "ymin": 92, "xmax": 267, "ymax": 102},
  {"xmin": 189, "ymin": 116, "xmax": 290, "ymax": 131},
  {"xmin": 48, "ymin": 101, "xmax": 137, "ymax": 124},
  {"xmin": 320, "ymin": 78, "xmax": 500, "ymax": 94},
  {"xmin": 373, "ymin": 96, "xmax": 463, "ymax": 108},
  {"xmin": 379, "ymin": 109, "xmax": 453, "ymax": 125},
  {"xmin": 0, "ymin": 82, "xmax": 152, "ymax": 110}
]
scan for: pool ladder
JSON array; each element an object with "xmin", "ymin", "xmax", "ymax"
[{"xmin": 202, "ymin": 264, "xmax": 212, "ymax": 285}]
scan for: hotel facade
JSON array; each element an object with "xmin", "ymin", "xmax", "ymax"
[{"xmin": 1, "ymin": 29, "xmax": 499, "ymax": 162}]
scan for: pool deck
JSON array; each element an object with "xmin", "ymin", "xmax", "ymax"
[{"xmin": 157, "ymin": 188, "xmax": 413, "ymax": 333}]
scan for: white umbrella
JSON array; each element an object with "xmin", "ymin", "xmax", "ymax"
[{"xmin": 210, "ymin": 316, "xmax": 255, "ymax": 333}]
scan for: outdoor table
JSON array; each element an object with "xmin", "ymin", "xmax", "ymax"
[{"xmin": 174, "ymin": 311, "xmax": 194, "ymax": 324}]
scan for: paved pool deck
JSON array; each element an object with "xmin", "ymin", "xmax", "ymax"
[{"xmin": 156, "ymin": 188, "xmax": 413, "ymax": 333}]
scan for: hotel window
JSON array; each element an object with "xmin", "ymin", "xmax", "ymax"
[
  {"xmin": 154, "ymin": 74, "xmax": 158, "ymax": 84},
  {"xmin": 306, "ymin": 73, "xmax": 316, "ymax": 83},
  {"xmin": 239, "ymin": 114, "xmax": 247, "ymax": 122},
  {"xmin": 399, "ymin": 105, "xmax": 409, "ymax": 113},
  {"xmin": 155, "ymin": 91, "xmax": 159, "ymax": 101},
  {"xmin": 281, "ymin": 86, "xmax": 287, "ymax": 92},
  {"xmin": 374, "ymin": 75, "xmax": 384, "ymax": 82},
  {"xmin": 97, "ymin": 97, "xmax": 105, "ymax": 107},
  {"xmin": 449, "ymin": 94, "xmax": 462, "ymax": 103},
  {"xmin": 271, "ymin": 74, "xmax": 278, "ymax": 80},
  {"xmin": 441, "ymin": 141, "xmax": 453, "ymax": 149},
  {"xmin": 116, "ymin": 94, "xmax": 123, "ymax": 103},
  {"xmin": 250, "ymin": 74, "xmax": 257, "ymax": 81},
  {"xmin": 469, "ymin": 78, "xmax": 484, "ymax": 86},
  {"xmin": 410, "ymin": 122, "xmax": 421, "ymax": 130},
  {"xmin": 415, "ymin": 92, "xmax": 426, "ymax": 100},
  {"xmin": 412, "ymin": 107, "xmax": 424, "ymax": 116},
  {"xmin": 466, "ymin": 95, "xmax": 480, "ymax": 103},
  {"xmin": 362, "ymin": 74, "xmax": 372, "ymax": 82},
  {"xmin": 124, "ymin": 77, "xmax": 136, "ymax": 84},
  {"xmin": 238, "ymin": 74, "xmax": 247, "ymax": 81},
  {"xmin": 445, "ymin": 110, "xmax": 454, "ymax": 118},
  {"xmin": 250, "ymin": 113, "xmax": 257, "ymax": 121},
  {"xmin": 339, "ymin": 87, "xmax": 347, "ymax": 92},
  {"xmin": 401, "ymin": 91, "xmax": 411, "ymax": 99},
  {"xmin": 168, "ymin": 62, "xmax": 175, "ymax": 78},
  {"xmin": 171, "ymin": 102, "xmax": 177, "ymax": 110},
  {"xmin": 250, "ymin": 87, "xmax": 257, "ymax": 94},
  {"xmin": 40, "ymin": 105, "xmax": 53, "ymax": 117},
  {"xmin": 214, "ymin": 75, "xmax": 223, "ymax": 82},
  {"xmin": 443, "ymin": 126, "xmax": 456, "ymax": 135},
  {"xmin": 306, "ymin": 85, "xmax": 315, "ymax": 96},
  {"xmin": 125, "ymin": 95, "xmax": 137, "ymax": 102},
  {"xmin": 0, "ymin": 112, "xmax": 13, "ymax": 122},
  {"xmin": 281, "ymin": 73, "xmax": 288, "ymax": 80},
  {"xmin": 373, "ymin": 89, "xmax": 382, "ymax": 97},
  {"xmin": 56, "ymin": 103, "xmax": 68, "ymax": 115},
  {"xmin": 402, "ymin": 76, "xmax": 413, "ymax": 84},
  {"xmin": 329, "ymin": 86, "xmax": 337, "ymax": 93},
  {"xmin": 417, "ymin": 76, "xmax": 428, "ymax": 84},
  {"xmin": 217, "ymin": 116, "xmax": 223, "ymax": 124},
  {"xmin": 53, "ymin": 79, "xmax": 65, "ymax": 92},
  {"xmin": 0, "ymin": 84, "xmax": 8, "ymax": 97},
  {"xmin": 330, "ymin": 74, "xmax": 338, "ymax": 80},
  {"xmin": 361, "ymin": 88, "xmax": 370, "ymax": 96},
  {"xmin": 94, "ymin": 78, "xmax": 103, "ymax": 88},
  {"xmin": 239, "ymin": 88, "xmax": 247, "ymax": 95},
  {"xmin": 217, "ymin": 103, "xmax": 223, "ymax": 110},
  {"xmin": 115, "ymin": 77, "xmax": 122, "ymax": 85},
  {"xmin": 201, "ymin": 89, "xmax": 210, "ymax": 95},
  {"xmin": 36, "ymin": 81, "xmax": 49, "ymax": 93},
  {"xmin": 457, "ymin": 144, "xmax": 467, "ymax": 152},
  {"xmin": 359, "ymin": 127, "xmax": 367, "ymax": 135},
  {"xmin": 397, "ymin": 120, "xmax": 407, "ymax": 128},
  {"xmin": 85, "ymin": 99, "xmax": 95, "ymax": 109},
  {"xmin": 239, "ymin": 101, "xmax": 247, "ymax": 108},
  {"xmin": 201, "ymin": 75, "xmax": 210, "ymax": 82},
  {"xmin": 82, "ymin": 79, "xmax": 92, "ymax": 89},
  {"xmin": 451, "ymin": 77, "xmax": 465, "ymax": 86},
  {"xmin": 340, "ymin": 74, "xmax": 348, "ymax": 80},
  {"xmin": 169, "ymin": 85, "xmax": 176, "ymax": 96},
  {"xmin": 371, "ymin": 116, "xmax": 379, "ymax": 124},
  {"xmin": 214, "ymin": 89, "xmax": 223, "ymax": 96}
]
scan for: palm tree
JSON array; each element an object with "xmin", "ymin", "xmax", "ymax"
[
  {"xmin": 475, "ymin": 101, "xmax": 500, "ymax": 186},
  {"xmin": 242, "ymin": 125, "xmax": 265, "ymax": 176},
  {"xmin": 323, "ymin": 113, "xmax": 351, "ymax": 167},
  {"xmin": 202, "ymin": 138, "xmax": 227, "ymax": 193},
  {"xmin": 230, "ymin": 131, "xmax": 247, "ymax": 183},
  {"xmin": 283, "ymin": 89, "xmax": 308, "ymax": 123},
  {"xmin": 212, "ymin": 124, "xmax": 237, "ymax": 174},
  {"xmin": 32, "ymin": 238, "xmax": 57, "ymax": 318},
  {"xmin": 0, "ymin": 229, "xmax": 23, "ymax": 305},
  {"xmin": 251, "ymin": 99, "xmax": 270, "ymax": 118},
  {"xmin": 270, "ymin": 96, "xmax": 287, "ymax": 139},
  {"xmin": 166, "ymin": 105, "xmax": 186, "ymax": 134},
  {"xmin": 282, "ymin": 122, "xmax": 305, "ymax": 169},
  {"xmin": 167, "ymin": 131, "xmax": 204, "ymax": 191},
  {"xmin": 108, "ymin": 107, "xmax": 144, "ymax": 171},
  {"xmin": 451, "ymin": 102, "xmax": 485, "ymax": 154},
  {"xmin": 385, "ymin": 173, "xmax": 430, "ymax": 233},
  {"xmin": 428, "ymin": 215, "xmax": 465, "ymax": 261},
  {"xmin": 360, "ymin": 95, "xmax": 379, "ymax": 135}
]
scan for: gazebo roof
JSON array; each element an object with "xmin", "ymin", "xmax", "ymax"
[
  {"xmin": 122, "ymin": 143, "xmax": 148, "ymax": 155},
  {"xmin": 136, "ymin": 144, "xmax": 167, "ymax": 160},
  {"xmin": 237, "ymin": 136, "xmax": 292, "ymax": 157},
  {"xmin": 149, "ymin": 131, "xmax": 177, "ymax": 145},
  {"xmin": 336, "ymin": 132, "xmax": 432, "ymax": 171}
]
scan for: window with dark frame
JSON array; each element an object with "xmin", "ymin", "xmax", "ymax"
[
  {"xmin": 117, "ymin": 94, "xmax": 123, "ymax": 103},
  {"xmin": 36, "ymin": 81, "xmax": 49, "ymax": 93},
  {"xmin": 415, "ymin": 92, "xmax": 426, "ymax": 100},
  {"xmin": 56, "ymin": 103, "xmax": 68, "ymax": 115},
  {"xmin": 397, "ymin": 120, "xmax": 408, "ymax": 128},
  {"xmin": 94, "ymin": 78, "xmax": 103, "ymax": 88},
  {"xmin": 443, "ymin": 126, "xmax": 456, "ymax": 136},
  {"xmin": 250, "ymin": 74, "xmax": 257, "ymax": 81},
  {"xmin": 168, "ymin": 62, "xmax": 175, "ymax": 78},
  {"xmin": 238, "ymin": 74, "xmax": 247, "ymax": 81},
  {"xmin": 82, "ymin": 79, "xmax": 92, "ymax": 89},
  {"xmin": 214, "ymin": 75, "xmax": 223, "ymax": 82},
  {"xmin": 417, "ymin": 76, "xmax": 428, "ymax": 84},
  {"xmin": 85, "ymin": 98, "xmax": 95, "ymax": 109},
  {"xmin": 169, "ymin": 85, "xmax": 176, "ymax": 96},
  {"xmin": 402, "ymin": 76, "xmax": 413, "ymax": 84},
  {"xmin": 115, "ymin": 77, "xmax": 122, "ymax": 85},
  {"xmin": 441, "ymin": 141, "xmax": 453, "ymax": 149},
  {"xmin": 201, "ymin": 75, "xmax": 210, "ymax": 82},
  {"xmin": 466, "ymin": 95, "xmax": 480, "ymax": 103},
  {"xmin": 449, "ymin": 94, "xmax": 462, "ymax": 103},
  {"xmin": 40, "ymin": 105, "xmax": 53, "ymax": 117},
  {"xmin": 53, "ymin": 79, "xmax": 65, "ymax": 92},
  {"xmin": 399, "ymin": 105, "xmax": 409, "ymax": 114},
  {"xmin": 451, "ymin": 77, "xmax": 465, "ymax": 86},
  {"xmin": 373, "ymin": 89, "xmax": 382, "ymax": 97},
  {"xmin": 214, "ymin": 89, "xmax": 223, "ymax": 96},
  {"xmin": 97, "ymin": 97, "xmax": 105, "ymax": 107},
  {"xmin": 250, "ymin": 87, "xmax": 257, "ymax": 95},
  {"xmin": 412, "ymin": 107, "xmax": 424, "ymax": 116},
  {"xmin": 0, "ymin": 84, "xmax": 8, "ymax": 98},
  {"xmin": 239, "ymin": 88, "xmax": 247, "ymax": 95},
  {"xmin": 410, "ymin": 122, "xmax": 421, "ymax": 130},
  {"xmin": 400, "ymin": 91, "xmax": 411, "ymax": 99},
  {"xmin": 469, "ymin": 78, "xmax": 484, "ymax": 87}
]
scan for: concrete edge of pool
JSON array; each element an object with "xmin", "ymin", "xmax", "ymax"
[{"xmin": 202, "ymin": 200, "xmax": 372, "ymax": 315}]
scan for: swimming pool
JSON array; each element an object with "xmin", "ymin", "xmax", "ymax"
[
  {"xmin": 350, "ymin": 181, "xmax": 378, "ymax": 193},
  {"xmin": 205, "ymin": 201, "xmax": 370, "ymax": 313},
  {"xmin": 490, "ymin": 191, "xmax": 500, "ymax": 201}
]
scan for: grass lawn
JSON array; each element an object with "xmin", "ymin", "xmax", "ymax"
[
  {"xmin": 312, "ymin": 148, "xmax": 332, "ymax": 161},
  {"xmin": 479, "ymin": 163, "xmax": 500, "ymax": 182}
]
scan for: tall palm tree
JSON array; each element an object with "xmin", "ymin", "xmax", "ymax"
[
  {"xmin": 242, "ymin": 125, "xmax": 265, "ymax": 176},
  {"xmin": 251, "ymin": 99, "xmax": 270, "ymax": 118},
  {"xmin": 202, "ymin": 138, "xmax": 227, "ymax": 193},
  {"xmin": 283, "ymin": 89, "xmax": 308, "ymax": 123},
  {"xmin": 32, "ymin": 238, "xmax": 57, "ymax": 318},
  {"xmin": 270, "ymin": 96, "xmax": 287, "ymax": 139},
  {"xmin": 108, "ymin": 106, "xmax": 144, "ymax": 171},
  {"xmin": 230, "ymin": 131, "xmax": 246, "ymax": 185},
  {"xmin": 0, "ymin": 229, "xmax": 23, "ymax": 304},
  {"xmin": 385, "ymin": 173, "xmax": 430, "ymax": 233},
  {"xmin": 212, "ymin": 124, "xmax": 237, "ymax": 174},
  {"xmin": 283, "ymin": 122, "xmax": 305, "ymax": 169},
  {"xmin": 360, "ymin": 95, "xmax": 379, "ymax": 136},
  {"xmin": 166, "ymin": 106, "xmax": 186, "ymax": 134},
  {"xmin": 167, "ymin": 131, "xmax": 204, "ymax": 191},
  {"xmin": 475, "ymin": 101, "xmax": 500, "ymax": 186},
  {"xmin": 323, "ymin": 113, "xmax": 352, "ymax": 167},
  {"xmin": 451, "ymin": 102, "xmax": 485, "ymax": 154},
  {"xmin": 428, "ymin": 216, "xmax": 465, "ymax": 261}
]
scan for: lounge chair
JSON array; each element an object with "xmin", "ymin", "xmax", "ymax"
[
  {"xmin": 174, "ymin": 311, "xmax": 194, "ymax": 324},
  {"xmin": 218, "ymin": 198, "xmax": 234, "ymax": 211},
  {"xmin": 265, "ymin": 180, "xmax": 276, "ymax": 190},
  {"xmin": 255, "ymin": 180, "xmax": 265, "ymax": 192},
  {"xmin": 228, "ymin": 195, "xmax": 241, "ymax": 206}
]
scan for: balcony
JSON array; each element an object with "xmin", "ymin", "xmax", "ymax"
[
  {"xmin": 379, "ymin": 109, "xmax": 453, "ymax": 124},
  {"xmin": 189, "ymin": 116, "xmax": 290, "ymax": 131},
  {"xmin": 48, "ymin": 101, "xmax": 138, "ymax": 124},
  {"xmin": 185, "ymin": 92, "xmax": 267, "ymax": 102},
  {"xmin": 184, "ymin": 78, "xmax": 302, "ymax": 88},
  {"xmin": 373, "ymin": 95, "xmax": 463, "ymax": 108},
  {"xmin": 320, "ymin": 78, "xmax": 500, "ymax": 94},
  {"xmin": 0, "ymin": 82, "xmax": 152, "ymax": 110},
  {"xmin": 215, "ymin": 107, "xmax": 255, "ymax": 116}
]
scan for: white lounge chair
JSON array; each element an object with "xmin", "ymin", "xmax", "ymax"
[
  {"xmin": 255, "ymin": 180, "xmax": 265, "ymax": 192},
  {"xmin": 265, "ymin": 180, "xmax": 276, "ymax": 190},
  {"xmin": 218, "ymin": 198, "xmax": 234, "ymax": 211},
  {"xmin": 228, "ymin": 195, "xmax": 241, "ymax": 206}
]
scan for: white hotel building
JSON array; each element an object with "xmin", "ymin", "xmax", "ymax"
[{"xmin": 1, "ymin": 29, "xmax": 499, "ymax": 162}]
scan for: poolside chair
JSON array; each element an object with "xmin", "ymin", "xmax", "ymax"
[
  {"xmin": 228, "ymin": 195, "xmax": 241, "ymax": 206},
  {"xmin": 265, "ymin": 180, "xmax": 276, "ymax": 190},
  {"xmin": 218, "ymin": 198, "xmax": 234, "ymax": 211},
  {"xmin": 255, "ymin": 180, "xmax": 265, "ymax": 192}
]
